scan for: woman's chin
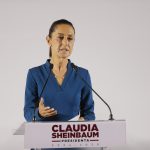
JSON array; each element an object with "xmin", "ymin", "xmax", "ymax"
[{"xmin": 58, "ymin": 53, "xmax": 70, "ymax": 59}]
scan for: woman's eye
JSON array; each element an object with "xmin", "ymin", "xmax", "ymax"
[
  {"xmin": 68, "ymin": 37, "xmax": 73, "ymax": 41},
  {"xmin": 57, "ymin": 36, "xmax": 73, "ymax": 41},
  {"xmin": 58, "ymin": 37, "xmax": 63, "ymax": 40}
]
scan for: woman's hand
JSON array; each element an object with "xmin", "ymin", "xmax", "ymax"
[
  {"xmin": 38, "ymin": 97, "xmax": 57, "ymax": 118},
  {"xmin": 78, "ymin": 117, "xmax": 85, "ymax": 121}
]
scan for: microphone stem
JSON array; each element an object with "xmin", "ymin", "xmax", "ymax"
[
  {"xmin": 32, "ymin": 107, "xmax": 36, "ymax": 122},
  {"xmin": 32, "ymin": 64, "xmax": 53, "ymax": 122},
  {"xmin": 75, "ymin": 70, "xmax": 114, "ymax": 120}
]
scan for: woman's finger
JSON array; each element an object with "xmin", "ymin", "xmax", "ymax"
[
  {"xmin": 39, "ymin": 97, "xmax": 44, "ymax": 106},
  {"xmin": 44, "ymin": 107, "xmax": 55, "ymax": 111},
  {"xmin": 44, "ymin": 110, "xmax": 57, "ymax": 117},
  {"xmin": 42, "ymin": 108, "xmax": 56, "ymax": 114},
  {"xmin": 39, "ymin": 105, "xmax": 57, "ymax": 117}
]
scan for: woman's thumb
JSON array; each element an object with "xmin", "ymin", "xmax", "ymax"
[{"xmin": 39, "ymin": 97, "xmax": 44, "ymax": 105}]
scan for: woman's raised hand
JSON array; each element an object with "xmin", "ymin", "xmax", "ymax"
[{"xmin": 38, "ymin": 97, "xmax": 57, "ymax": 117}]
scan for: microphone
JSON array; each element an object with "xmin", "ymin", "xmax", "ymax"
[
  {"xmin": 32, "ymin": 63, "xmax": 53, "ymax": 122},
  {"xmin": 71, "ymin": 63, "xmax": 114, "ymax": 120}
]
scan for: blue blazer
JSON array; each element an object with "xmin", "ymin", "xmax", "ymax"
[{"xmin": 24, "ymin": 59, "xmax": 95, "ymax": 122}]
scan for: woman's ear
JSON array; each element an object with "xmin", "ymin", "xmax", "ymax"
[{"xmin": 46, "ymin": 35, "xmax": 51, "ymax": 46}]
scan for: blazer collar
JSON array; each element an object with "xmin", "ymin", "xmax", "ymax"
[{"xmin": 45, "ymin": 59, "xmax": 72, "ymax": 73}]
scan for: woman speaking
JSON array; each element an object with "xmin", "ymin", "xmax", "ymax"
[{"xmin": 24, "ymin": 19, "xmax": 95, "ymax": 149}]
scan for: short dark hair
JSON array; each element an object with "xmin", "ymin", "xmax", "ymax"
[{"xmin": 48, "ymin": 19, "xmax": 75, "ymax": 57}]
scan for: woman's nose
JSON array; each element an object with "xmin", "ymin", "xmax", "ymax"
[{"xmin": 62, "ymin": 37, "xmax": 68, "ymax": 46}]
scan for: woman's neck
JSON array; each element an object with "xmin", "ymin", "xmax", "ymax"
[{"xmin": 50, "ymin": 57, "xmax": 68, "ymax": 71}]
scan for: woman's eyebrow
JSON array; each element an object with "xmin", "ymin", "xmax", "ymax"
[
  {"xmin": 57, "ymin": 33, "xmax": 73, "ymax": 36},
  {"xmin": 57, "ymin": 33, "xmax": 64, "ymax": 35}
]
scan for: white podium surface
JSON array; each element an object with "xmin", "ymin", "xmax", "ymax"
[{"xmin": 23, "ymin": 120, "xmax": 126, "ymax": 149}]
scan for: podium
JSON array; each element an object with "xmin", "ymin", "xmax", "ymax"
[{"xmin": 14, "ymin": 120, "xmax": 126, "ymax": 149}]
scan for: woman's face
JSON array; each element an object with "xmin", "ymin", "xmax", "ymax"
[{"xmin": 48, "ymin": 24, "xmax": 75, "ymax": 59}]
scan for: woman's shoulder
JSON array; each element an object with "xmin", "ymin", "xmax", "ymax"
[
  {"xmin": 77, "ymin": 66, "xmax": 88, "ymax": 73},
  {"xmin": 27, "ymin": 63, "xmax": 46, "ymax": 75},
  {"xmin": 74, "ymin": 64, "xmax": 90, "ymax": 77}
]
